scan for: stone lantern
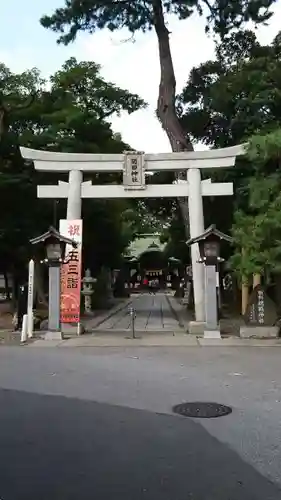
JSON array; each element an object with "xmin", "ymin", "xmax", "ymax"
[
  {"xmin": 30, "ymin": 226, "xmax": 76, "ymax": 340},
  {"xmin": 81, "ymin": 269, "xmax": 97, "ymax": 314},
  {"xmin": 187, "ymin": 225, "xmax": 232, "ymax": 338}
]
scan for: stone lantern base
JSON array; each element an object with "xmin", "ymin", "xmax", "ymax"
[
  {"xmin": 204, "ymin": 329, "xmax": 221, "ymax": 339},
  {"xmin": 44, "ymin": 330, "xmax": 64, "ymax": 341}
]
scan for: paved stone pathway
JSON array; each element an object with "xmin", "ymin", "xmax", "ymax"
[{"xmin": 95, "ymin": 293, "xmax": 183, "ymax": 333}]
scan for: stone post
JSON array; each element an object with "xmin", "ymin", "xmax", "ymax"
[
  {"xmin": 187, "ymin": 168, "xmax": 205, "ymax": 322},
  {"xmin": 46, "ymin": 263, "xmax": 62, "ymax": 340},
  {"xmin": 27, "ymin": 259, "xmax": 34, "ymax": 339},
  {"xmin": 204, "ymin": 265, "xmax": 220, "ymax": 338}
]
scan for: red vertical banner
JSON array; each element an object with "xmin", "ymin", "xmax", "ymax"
[{"xmin": 59, "ymin": 220, "xmax": 83, "ymax": 323}]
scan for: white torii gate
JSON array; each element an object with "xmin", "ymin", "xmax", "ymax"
[{"xmin": 20, "ymin": 145, "xmax": 245, "ymax": 323}]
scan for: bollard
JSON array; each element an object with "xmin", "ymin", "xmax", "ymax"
[
  {"xmin": 27, "ymin": 259, "xmax": 34, "ymax": 339},
  {"xmin": 21, "ymin": 314, "xmax": 28, "ymax": 343},
  {"xmin": 129, "ymin": 307, "xmax": 136, "ymax": 339},
  {"xmin": 27, "ymin": 315, "xmax": 34, "ymax": 339}
]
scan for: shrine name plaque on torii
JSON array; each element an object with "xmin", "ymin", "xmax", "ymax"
[{"xmin": 20, "ymin": 145, "xmax": 245, "ymax": 324}]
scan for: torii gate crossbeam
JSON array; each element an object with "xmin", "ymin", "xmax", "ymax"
[{"xmin": 37, "ymin": 180, "xmax": 233, "ymax": 199}]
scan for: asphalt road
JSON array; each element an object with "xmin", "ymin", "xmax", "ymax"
[{"xmin": 0, "ymin": 346, "xmax": 281, "ymax": 499}]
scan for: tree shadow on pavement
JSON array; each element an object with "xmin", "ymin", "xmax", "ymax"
[{"xmin": 0, "ymin": 388, "xmax": 280, "ymax": 500}]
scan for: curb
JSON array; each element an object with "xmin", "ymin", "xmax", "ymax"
[
  {"xmin": 29, "ymin": 335, "xmax": 281, "ymax": 348},
  {"xmin": 198, "ymin": 337, "xmax": 281, "ymax": 347}
]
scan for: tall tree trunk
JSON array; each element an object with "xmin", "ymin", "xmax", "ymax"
[
  {"xmin": 11, "ymin": 269, "xmax": 19, "ymax": 312},
  {"xmin": 241, "ymin": 249, "xmax": 249, "ymax": 315},
  {"xmin": 274, "ymin": 273, "xmax": 281, "ymax": 316},
  {"xmin": 253, "ymin": 274, "xmax": 261, "ymax": 288},
  {"xmin": 241, "ymin": 282, "xmax": 249, "ymax": 316},
  {"xmin": 0, "ymin": 93, "xmax": 35, "ymax": 143},
  {"xmin": 152, "ymin": 0, "xmax": 193, "ymax": 239},
  {"xmin": 0, "ymin": 100, "xmax": 9, "ymax": 147},
  {"xmin": 34, "ymin": 260, "xmax": 48, "ymax": 307},
  {"xmin": 3, "ymin": 271, "xmax": 10, "ymax": 300}
]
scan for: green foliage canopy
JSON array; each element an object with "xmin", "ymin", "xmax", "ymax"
[
  {"xmin": 0, "ymin": 58, "xmax": 147, "ymax": 276},
  {"xmin": 178, "ymin": 29, "xmax": 281, "ymax": 278},
  {"xmin": 40, "ymin": 0, "xmax": 277, "ymax": 43},
  {"xmin": 179, "ymin": 29, "xmax": 281, "ymax": 148}
]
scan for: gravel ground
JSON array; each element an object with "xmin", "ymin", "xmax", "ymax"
[{"xmin": 0, "ymin": 330, "xmax": 22, "ymax": 345}]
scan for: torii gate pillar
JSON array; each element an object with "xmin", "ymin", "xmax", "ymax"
[
  {"xmin": 187, "ymin": 168, "xmax": 205, "ymax": 322},
  {"xmin": 20, "ymin": 145, "xmax": 245, "ymax": 323},
  {"xmin": 67, "ymin": 170, "xmax": 82, "ymax": 220}
]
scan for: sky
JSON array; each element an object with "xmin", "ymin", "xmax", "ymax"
[{"xmin": 1, "ymin": 1, "xmax": 281, "ymax": 153}]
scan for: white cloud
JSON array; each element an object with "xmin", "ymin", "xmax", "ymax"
[{"xmin": 0, "ymin": 48, "xmax": 37, "ymax": 74}]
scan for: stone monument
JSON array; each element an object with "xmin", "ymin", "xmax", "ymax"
[{"xmin": 241, "ymin": 285, "xmax": 279, "ymax": 338}]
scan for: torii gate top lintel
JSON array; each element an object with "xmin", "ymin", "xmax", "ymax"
[{"xmin": 20, "ymin": 144, "xmax": 246, "ymax": 173}]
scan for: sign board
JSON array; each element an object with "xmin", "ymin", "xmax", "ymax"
[
  {"xmin": 59, "ymin": 219, "xmax": 83, "ymax": 323},
  {"xmin": 244, "ymin": 285, "xmax": 277, "ymax": 326},
  {"xmin": 146, "ymin": 270, "xmax": 163, "ymax": 276},
  {"xmin": 123, "ymin": 151, "xmax": 146, "ymax": 190},
  {"xmin": 27, "ymin": 259, "xmax": 34, "ymax": 338}
]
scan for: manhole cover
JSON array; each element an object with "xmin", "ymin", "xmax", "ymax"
[{"xmin": 172, "ymin": 402, "xmax": 232, "ymax": 418}]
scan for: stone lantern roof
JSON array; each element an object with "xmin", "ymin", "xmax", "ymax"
[
  {"xmin": 186, "ymin": 224, "xmax": 232, "ymax": 246},
  {"xmin": 30, "ymin": 226, "xmax": 76, "ymax": 247}
]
